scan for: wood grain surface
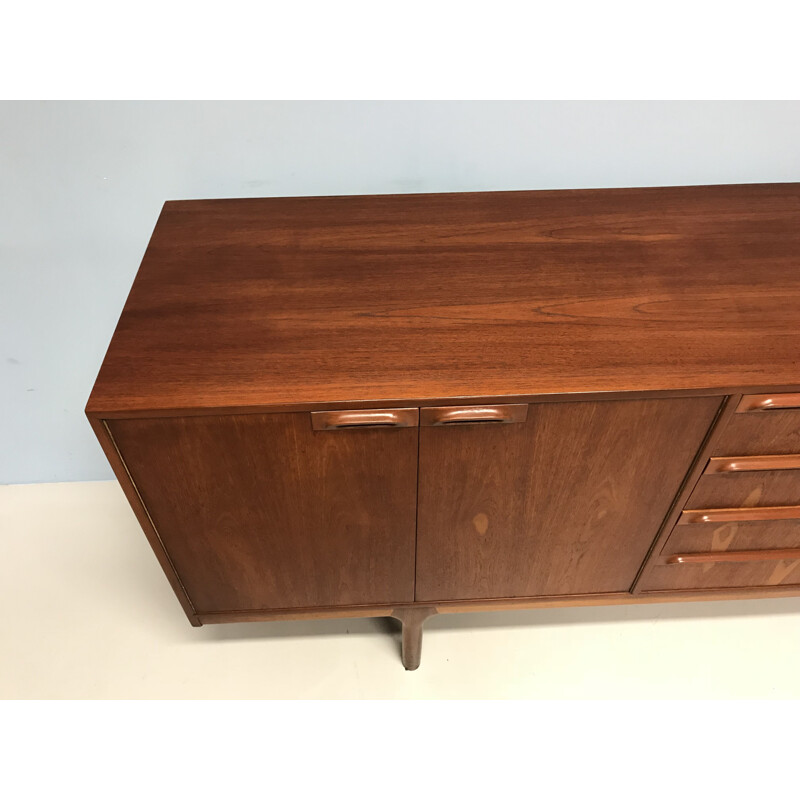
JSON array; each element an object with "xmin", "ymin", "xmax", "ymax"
[
  {"xmin": 195, "ymin": 583, "xmax": 800, "ymax": 624},
  {"xmin": 710, "ymin": 409, "xmax": 800, "ymax": 456},
  {"xmin": 87, "ymin": 184, "xmax": 800, "ymax": 415},
  {"xmin": 106, "ymin": 413, "xmax": 418, "ymax": 612},
  {"xmin": 85, "ymin": 185, "xmax": 800, "ymax": 645},
  {"xmin": 689, "ymin": 471, "xmax": 800, "ymax": 508},
  {"xmin": 640, "ymin": 559, "xmax": 800, "ymax": 591},
  {"xmin": 663, "ymin": 519, "xmax": 800, "ymax": 555},
  {"xmin": 415, "ymin": 396, "xmax": 721, "ymax": 601}
]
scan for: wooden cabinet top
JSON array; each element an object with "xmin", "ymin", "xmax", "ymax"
[{"xmin": 87, "ymin": 183, "xmax": 800, "ymax": 415}]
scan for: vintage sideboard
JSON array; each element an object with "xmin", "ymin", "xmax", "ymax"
[{"xmin": 87, "ymin": 184, "xmax": 800, "ymax": 669}]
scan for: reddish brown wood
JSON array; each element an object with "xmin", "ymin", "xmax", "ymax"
[
  {"xmin": 105, "ymin": 413, "xmax": 418, "ymax": 613},
  {"xmin": 87, "ymin": 417, "xmax": 201, "ymax": 626},
  {"xmin": 430, "ymin": 584, "xmax": 800, "ymax": 607},
  {"xmin": 705, "ymin": 454, "xmax": 800, "ymax": 473},
  {"xmin": 197, "ymin": 605, "xmax": 396, "ymax": 624},
  {"xmin": 415, "ymin": 396, "xmax": 722, "ymax": 601},
  {"xmin": 432, "ymin": 584, "xmax": 800, "ymax": 605},
  {"xmin": 310, "ymin": 407, "xmax": 418, "ymax": 430},
  {"xmin": 420, "ymin": 404, "xmax": 528, "ymax": 426},
  {"xmin": 689, "ymin": 471, "xmax": 800, "ymax": 509},
  {"xmin": 667, "ymin": 549, "xmax": 800, "ymax": 564},
  {"xmin": 85, "ymin": 185, "xmax": 800, "ymax": 666},
  {"xmin": 679, "ymin": 506, "xmax": 800, "ymax": 524},
  {"xmin": 736, "ymin": 393, "xmax": 800, "ymax": 412},
  {"xmin": 710, "ymin": 409, "xmax": 800, "ymax": 457},
  {"xmin": 638, "ymin": 391, "xmax": 800, "ymax": 594},
  {"xmin": 640, "ymin": 560, "xmax": 800, "ymax": 592},
  {"xmin": 87, "ymin": 184, "xmax": 800, "ymax": 416},
  {"xmin": 664, "ymin": 520, "xmax": 800, "ymax": 556},
  {"xmin": 89, "ymin": 385, "xmax": 800, "ymax": 421},
  {"xmin": 631, "ymin": 394, "xmax": 740, "ymax": 593},
  {"xmin": 195, "ymin": 584, "xmax": 800, "ymax": 625}
]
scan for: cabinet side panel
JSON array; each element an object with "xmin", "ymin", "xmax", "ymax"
[
  {"xmin": 416, "ymin": 396, "xmax": 723, "ymax": 602},
  {"xmin": 106, "ymin": 413, "xmax": 418, "ymax": 613},
  {"xmin": 87, "ymin": 415, "xmax": 201, "ymax": 625}
]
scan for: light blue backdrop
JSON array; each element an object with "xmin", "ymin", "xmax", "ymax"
[{"xmin": 3, "ymin": 101, "xmax": 800, "ymax": 484}]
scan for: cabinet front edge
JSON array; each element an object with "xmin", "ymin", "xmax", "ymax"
[{"xmin": 81, "ymin": 384, "xmax": 800, "ymax": 420}]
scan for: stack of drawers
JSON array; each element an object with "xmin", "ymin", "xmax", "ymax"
[{"xmin": 640, "ymin": 394, "xmax": 800, "ymax": 592}]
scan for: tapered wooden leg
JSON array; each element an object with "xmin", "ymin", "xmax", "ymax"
[{"xmin": 390, "ymin": 606, "xmax": 437, "ymax": 670}]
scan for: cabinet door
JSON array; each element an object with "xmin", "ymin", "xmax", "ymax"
[
  {"xmin": 107, "ymin": 412, "xmax": 418, "ymax": 613},
  {"xmin": 415, "ymin": 397, "xmax": 722, "ymax": 601}
]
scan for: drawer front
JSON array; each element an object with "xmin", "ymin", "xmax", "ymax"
[
  {"xmin": 712, "ymin": 408, "xmax": 800, "ymax": 456},
  {"xmin": 644, "ymin": 494, "xmax": 800, "ymax": 592},
  {"xmin": 688, "ymin": 470, "xmax": 800, "ymax": 509},
  {"xmin": 664, "ymin": 519, "xmax": 800, "ymax": 556},
  {"xmin": 642, "ymin": 558, "xmax": 800, "ymax": 592}
]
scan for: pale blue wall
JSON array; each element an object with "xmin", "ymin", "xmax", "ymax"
[{"xmin": 3, "ymin": 101, "xmax": 800, "ymax": 483}]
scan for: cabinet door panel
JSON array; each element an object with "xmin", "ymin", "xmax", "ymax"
[
  {"xmin": 107, "ymin": 413, "xmax": 418, "ymax": 613},
  {"xmin": 415, "ymin": 397, "xmax": 722, "ymax": 601}
]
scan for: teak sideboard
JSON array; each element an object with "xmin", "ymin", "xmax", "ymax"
[{"xmin": 87, "ymin": 184, "xmax": 800, "ymax": 669}]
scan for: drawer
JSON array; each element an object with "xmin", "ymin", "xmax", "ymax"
[
  {"xmin": 663, "ymin": 519, "xmax": 800, "ymax": 555},
  {"xmin": 688, "ymin": 470, "xmax": 800, "ymax": 509},
  {"xmin": 641, "ymin": 557, "xmax": 800, "ymax": 592},
  {"xmin": 713, "ymin": 407, "xmax": 800, "ymax": 457}
]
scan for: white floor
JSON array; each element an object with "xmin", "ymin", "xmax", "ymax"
[{"xmin": 2, "ymin": 480, "xmax": 799, "ymax": 699}]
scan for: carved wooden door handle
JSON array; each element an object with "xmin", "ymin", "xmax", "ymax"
[
  {"xmin": 667, "ymin": 549, "xmax": 800, "ymax": 564},
  {"xmin": 679, "ymin": 505, "xmax": 800, "ymax": 524},
  {"xmin": 420, "ymin": 404, "xmax": 528, "ymax": 426},
  {"xmin": 311, "ymin": 408, "xmax": 419, "ymax": 430},
  {"xmin": 706, "ymin": 454, "xmax": 800, "ymax": 473},
  {"xmin": 736, "ymin": 394, "xmax": 800, "ymax": 412}
]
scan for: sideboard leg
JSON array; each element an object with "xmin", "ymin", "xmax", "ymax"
[{"xmin": 391, "ymin": 606, "xmax": 437, "ymax": 670}]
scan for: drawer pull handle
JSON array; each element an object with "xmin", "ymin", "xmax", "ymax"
[
  {"xmin": 736, "ymin": 394, "xmax": 800, "ymax": 412},
  {"xmin": 421, "ymin": 404, "xmax": 528, "ymax": 426},
  {"xmin": 667, "ymin": 549, "xmax": 800, "ymax": 564},
  {"xmin": 706, "ymin": 454, "xmax": 800, "ymax": 473},
  {"xmin": 311, "ymin": 408, "xmax": 419, "ymax": 431},
  {"xmin": 679, "ymin": 505, "xmax": 800, "ymax": 524}
]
